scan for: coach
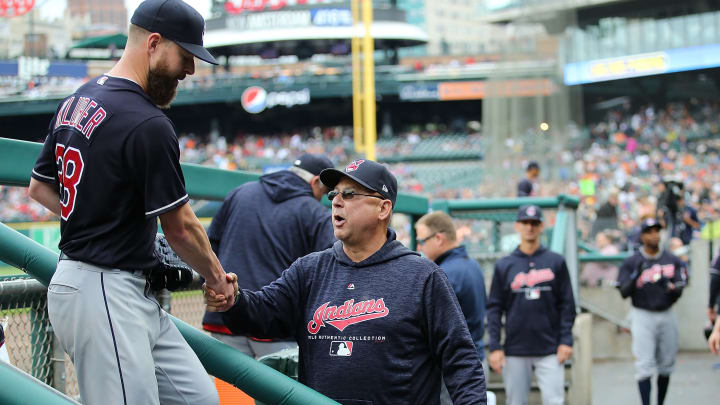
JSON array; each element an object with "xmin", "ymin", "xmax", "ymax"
[{"xmin": 206, "ymin": 159, "xmax": 487, "ymax": 404}]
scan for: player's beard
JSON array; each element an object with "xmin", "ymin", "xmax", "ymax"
[{"xmin": 146, "ymin": 61, "xmax": 179, "ymax": 109}]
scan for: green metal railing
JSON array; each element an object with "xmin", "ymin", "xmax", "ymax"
[{"xmin": 0, "ymin": 362, "xmax": 79, "ymax": 405}]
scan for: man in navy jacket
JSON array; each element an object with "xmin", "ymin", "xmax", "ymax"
[
  {"xmin": 416, "ymin": 211, "xmax": 487, "ymax": 405},
  {"xmin": 202, "ymin": 154, "xmax": 335, "ymax": 358},
  {"xmin": 206, "ymin": 159, "xmax": 487, "ymax": 405},
  {"xmin": 487, "ymin": 205, "xmax": 576, "ymax": 405}
]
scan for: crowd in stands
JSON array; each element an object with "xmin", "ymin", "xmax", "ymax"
[{"xmin": 3, "ymin": 101, "xmax": 720, "ymax": 278}]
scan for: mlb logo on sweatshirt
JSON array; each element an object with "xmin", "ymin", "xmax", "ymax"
[{"xmin": 330, "ymin": 341, "xmax": 353, "ymax": 356}]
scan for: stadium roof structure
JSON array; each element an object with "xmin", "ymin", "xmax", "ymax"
[
  {"xmin": 206, "ymin": 22, "xmax": 427, "ymax": 56},
  {"xmin": 66, "ymin": 33, "xmax": 127, "ymax": 60},
  {"xmin": 204, "ymin": 5, "xmax": 428, "ymax": 58}
]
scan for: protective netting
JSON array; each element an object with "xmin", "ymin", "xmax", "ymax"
[{"xmin": 0, "ymin": 277, "xmax": 212, "ymax": 402}]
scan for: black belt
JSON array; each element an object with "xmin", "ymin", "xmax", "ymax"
[{"xmin": 58, "ymin": 252, "xmax": 72, "ymax": 261}]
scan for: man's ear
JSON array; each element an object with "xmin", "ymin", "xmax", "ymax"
[
  {"xmin": 147, "ymin": 33, "xmax": 162, "ymax": 55},
  {"xmin": 378, "ymin": 200, "xmax": 393, "ymax": 221}
]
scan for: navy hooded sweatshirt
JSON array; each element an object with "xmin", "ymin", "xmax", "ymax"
[
  {"xmin": 202, "ymin": 170, "xmax": 335, "ymax": 333},
  {"xmin": 222, "ymin": 229, "xmax": 487, "ymax": 405},
  {"xmin": 487, "ymin": 246, "xmax": 576, "ymax": 356},
  {"xmin": 435, "ymin": 245, "xmax": 486, "ymax": 359}
]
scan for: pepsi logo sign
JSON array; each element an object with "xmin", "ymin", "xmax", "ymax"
[
  {"xmin": 241, "ymin": 86, "xmax": 311, "ymax": 114},
  {"xmin": 241, "ymin": 86, "xmax": 268, "ymax": 114}
]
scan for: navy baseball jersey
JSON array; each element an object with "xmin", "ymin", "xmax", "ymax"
[
  {"xmin": 487, "ymin": 246, "xmax": 576, "ymax": 356},
  {"xmin": 31, "ymin": 75, "xmax": 188, "ymax": 270},
  {"xmin": 617, "ymin": 250, "xmax": 687, "ymax": 311}
]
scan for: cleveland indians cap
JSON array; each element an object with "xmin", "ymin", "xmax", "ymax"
[
  {"xmin": 517, "ymin": 204, "xmax": 543, "ymax": 222},
  {"xmin": 320, "ymin": 159, "xmax": 398, "ymax": 206},
  {"xmin": 640, "ymin": 218, "xmax": 663, "ymax": 233},
  {"xmin": 131, "ymin": 0, "xmax": 218, "ymax": 65},
  {"xmin": 293, "ymin": 154, "xmax": 334, "ymax": 176}
]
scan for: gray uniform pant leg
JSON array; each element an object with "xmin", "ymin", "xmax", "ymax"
[
  {"xmin": 505, "ymin": 355, "xmax": 564, "ymax": 405},
  {"xmin": 48, "ymin": 261, "xmax": 218, "ymax": 405},
  {"xmin": 534, "ymin": 354, "xmax": 565, "ymax": 405},
  {"xmin": 504, "ymin": 356, "xmax": 533, "ymax": 405},
  {"xmin": 210, "ymin": 333, "xmax": 297, "ymax": 359},
  {"xmin": 656, "ymin": 310, "xmax": 678, "ymax": 376},
  {"xmin": 631, "ymin": 307, "xmax": 678, "ymax": 380},
  {"xmin": 632, "ymin": 307, "xmax": 658, "ymax": 380}
]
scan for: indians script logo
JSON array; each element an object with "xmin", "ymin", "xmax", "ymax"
[
  {"xmin": 346, "ymin": 160, "xmax": 365, "ymax": 172},
  {"xmin": 307, "ymin": 298, "xmax": 389, "ymax": 334},
  {"xmin": 636, "ymin": 264, "xmax": 676, "ymax": 288},
  {"xmin": 511, "ymin": 268, "xmax": 555, "ymax": 290}
]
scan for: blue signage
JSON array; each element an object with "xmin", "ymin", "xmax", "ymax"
[
  {"xmin": 564, "ymin": 43, "xmax": 720, "ymax": 85},
  {"xmin": 311, "ymin": 8, "xmax": 352, "ymax": 26},
  {"xmin": 399, "ymin": 83, "xmax": 439, "ymax": 101}
]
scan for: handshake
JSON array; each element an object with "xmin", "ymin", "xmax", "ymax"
[{"xmin": 203, "ymin": 272, "xmax": 240, "ymax": 312}]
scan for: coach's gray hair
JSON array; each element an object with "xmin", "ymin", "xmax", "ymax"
[{"xmin": 288, "ymin": 165, "xmax": 314, "ymax": 184}]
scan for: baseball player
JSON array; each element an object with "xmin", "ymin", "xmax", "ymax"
[
  {"xmin": 617, "ymin": 218, "xmax": 687, "ymax": 405},
  {"xmin": 202, "ymin": 153, "xmax": 335, "ymax": 359},
  {"xmin": 27, "ymin": 1, "xmax": 235, "ymax": 404},
  {"xmin": 487, "ymin": 205, "xmax": 576, "ymax": 405},
  {"xmin": 206, "ymin": 159, "xmax": 487, "ymax": 404}
]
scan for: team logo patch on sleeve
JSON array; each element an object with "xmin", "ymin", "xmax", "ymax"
[{"xmin": 53, "ymin": 95, "xmax": 111, "ymax": 143}]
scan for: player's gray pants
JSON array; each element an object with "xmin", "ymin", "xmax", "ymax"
[
  {"xmin": 504, "ymin": 355, "xmax": 565, "ymax": 405},
  {"xmin": 210, "ymin": 332, "xmax": 297, "ymax": 359},
  {"xmin": 48, "ymin": 260, "xmax": 218, "ymax": 405},
  {"xmin": 631, "ymin": 307, "xmax": 678, "ymax": 380}
]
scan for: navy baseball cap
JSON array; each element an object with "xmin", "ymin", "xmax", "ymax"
[
  {"xmin": 131, "ymin": 0, "xmax": 218, "ymax": 65},
  {"xmin": 526, "ymin": 161, "xmax": 540, "ymax": 170},
  {"xmin": 640, "ymin": 218, "xmax": 663, "ymax": 233},
  {"xmin": 320, "ymin": 159, "xmax": 398, "ymax": 206},
  {"xmin": 293, "ymin": 154, "xmax": 334, "ymax": 176},
  {"xmin": 517, "ymin": 205, "xmax": 543, "ymax": 222}
]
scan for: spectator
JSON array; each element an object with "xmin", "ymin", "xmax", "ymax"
[
  {"xmin": 592, "ymin": 190, "xmax": 619, "ymax": 237},
  {"xmin": 581, "ymin": 231, "xmax": 620, "ymax": 286},
  {"xmin": 517, "ymin": 161, "xmax": 540, "ymax": 197}
]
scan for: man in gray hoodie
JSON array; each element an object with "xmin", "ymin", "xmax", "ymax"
[{"xmin": 206, "ymin": 159, "xmax": 487, "ymax": 405}]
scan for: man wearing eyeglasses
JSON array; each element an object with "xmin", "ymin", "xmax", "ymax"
[
  {"xmin": 487, "ymin": 205, "xmax": 576, "ymax": 405},
  {"xmin": 201, "ymin": 153, "xmax": 335, "ymax": 360},
  {"xmin": 415, "ymin": 211, "xmax": 487, "ymax": 405},
  {"xmin": 206, "ymin": 159, "xmax": 487, "ymax": 404}
]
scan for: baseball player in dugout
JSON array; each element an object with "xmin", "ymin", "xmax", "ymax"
[
  {"xmin": 487, "ymin": 205, "xmax": 576, "ymax": 405},
  {"xmin": 414, "ymin": 211, "xmax": 487, "ymax": 405},
  {"xmin": 27, "ymin": 1, "xmax": 236, "ymax": 404},
  {"xmin": 205, "ymin": 159, "xmax": 487, "ymax": 404},
  {"xmin": 617, "ymin": 218, "xmax": 688, "ymax": 405},
  {"xmin": 202, "ymin": 153, "xmax": 335, "ymax": 358}
]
